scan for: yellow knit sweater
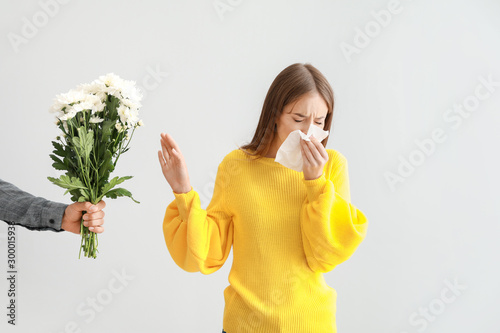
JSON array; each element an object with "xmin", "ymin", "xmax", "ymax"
[{"xmin": 162, "ymin": 148, "xmax": 369, "ymax": 333}]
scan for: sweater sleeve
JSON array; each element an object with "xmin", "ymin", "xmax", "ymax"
[
  {"xmin": 299, "ymin": 155, "xmax": 368, "ymax": 273},
  {"xmin": 162, "ymin": 161, "xmax": 234, "ymax": 275}
]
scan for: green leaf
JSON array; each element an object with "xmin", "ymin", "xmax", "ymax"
[
  {"xmin": 49, "ymin": 154, "xmax": 67, "ymax": 171},
  {"xmin": 106, "ymin": 95, "xmax": 120, "ymax": 121},
  {"xmin": 63, "ymin": 147, "xmax": 79, "ymax": 171},
  {"xmin": 73, "ymin": 127, "xmax": 94, "ymax": 158},
  {"xmin": 98, "ymin": 150, "xmax": 113, "ymax": 180},
  {"xmin": 104, "ymin": 188, "xmax": 140, "ymax": 203},
  {"xmin": 79, "ymin": 188, "xmax": 90, "ymax": 201},
  {"xmin": 101, "ymin": 120, "xmax": 114, "ymax": 143},
  {"xmin": 70, "ymin": 193, "xmax": 80, "ymax": 202},
  {"xmin": 47, "ymin": 175, "xmax": 88, "ymax": 195},
  {"xmin": 50, "ymin": 154, "xmax": 64, "ymax": 165},
  {"xmin": 100, "ymin": 176, "xmax": 133, "ymax": 196},
  {"xmin": 51, "ymin": 141, "xmax": 66, "ymax": 158},
  {"xmin": 52, "ymin": 162, "xmax": 67, "ymax": 171},
  {"xmin": 52, "ymin": 141, "xmax": 64, "ymax": 151}
]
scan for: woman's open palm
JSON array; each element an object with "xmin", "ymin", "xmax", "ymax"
[{"xmin": 157, "ymin": 133, "xmax": 191, "ymax": 193}]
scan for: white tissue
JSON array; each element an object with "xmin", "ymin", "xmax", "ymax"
[{"xmin": 275, "ymin": 123, "xmax": 329, "ymax": 172}]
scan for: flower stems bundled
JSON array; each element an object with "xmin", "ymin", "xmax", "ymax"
[{"xmin": 48, "ymin": 73, "xmax": 143, "ymax": 259}]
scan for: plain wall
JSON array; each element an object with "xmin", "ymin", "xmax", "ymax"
[{"xmin": 1, "ymin": 0, "xmax": 499, "ymax": 332}]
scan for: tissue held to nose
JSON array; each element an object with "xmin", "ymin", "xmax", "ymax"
[{"xmin": 275, "ymin": 124, "xmax": 329, "ymax": 172}]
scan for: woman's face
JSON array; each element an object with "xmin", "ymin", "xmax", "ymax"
[{"xmin": 274, "ymin": 91, "xmax": 328, "ymax": 147}]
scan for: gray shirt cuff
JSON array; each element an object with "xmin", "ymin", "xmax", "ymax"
[{"xmin": 40, "ymin": 200, "xmax": 67, "ymax": 231}]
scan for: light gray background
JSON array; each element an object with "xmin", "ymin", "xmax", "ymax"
[{"xmin": 1, "ymin": 0, "xmax": 499, "ymax": 332}]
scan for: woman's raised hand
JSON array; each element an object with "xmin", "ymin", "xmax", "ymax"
[
  {"xmin": 157, "ymin": 133, "xmax": 192, "ymax": 194},
  {"xmin": 300, "ymin": 135, "xmax": 329, "ymax": 181}
]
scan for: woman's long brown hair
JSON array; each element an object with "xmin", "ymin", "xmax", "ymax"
[{"xmin": 238, "ymin": 63, "xmax": 335, "ymax": 160}]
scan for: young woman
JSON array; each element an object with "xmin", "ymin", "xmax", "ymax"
[{"xmin": 158, "ymin": 63, "xmax": 369, "ymax": 333}]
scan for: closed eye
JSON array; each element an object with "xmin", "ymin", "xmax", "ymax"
[{"xmin": 294, "ymin": 120, "xmax": 323, "ymax": 125}]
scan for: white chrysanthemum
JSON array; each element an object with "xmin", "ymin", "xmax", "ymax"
[
  {"xmin": 96, "ymin": 73, "xmax": 124, "ymax": 88},
  {"xmin": 96, "ymin": 91, "xmax": 107, "ymax": 102},
  {"xmin": 105, "ymin": 85, "xmax": 123, "ymax": 99},
  {"xmin": 85, "ymin": 94, "xmax": 101, "ymax": 104},
  {"xmin": 88, "ymin": 73, "xmax": 143, "ymax": 111},
  {"xmin": 49, "ymin": 102, "xmax": 64, "ymax": 114},
  {"xmin": 88, "ymin": 94, "xmax": 103, "ymax": 113},
  {"xmin": 91, "ymin": 73, "xmax": 123, "ymax": 100},
  {"xmin": 89, "ymin": 116, "xmax": 104, "ymax": 123},
  {"xmin": 128, "ymin": 113, "xmax": 139, "ymax": 126},
  {"xmin": 127, "ymin": 87, "xmax": 143, "ymax": 106},
  {"xmin": 93, "ymin": 100, "xmax": 106, "ymax": 113},
  {"xmin": 73, "ymin": 100, "xmax": 93, "ymax": 112},
  {"xmin": 121, "ymin": 98, "xmax": 141, "ymax": 110},
  {"xmin": 115, "ymin": 122, "xmax": 125, "ymax": 132},
  {"xmin": 67, "ymin": 94, "xmax": 105, "ymax": 114},
  {"xmin": 119, "ymin": 79, "xmax": 140, "ymax": 101},
  {"xmin": 128, "ymin": 114, "xmax": 139, "ymax": 127},
  {"xmin": 58, "ymin": 107, "xmax": 77, "ymax": 121},
  {"xmin": 117, "ymin": 105, "xmax": 129, "ymax": 124},
  {"xmin": 50, "ymin": 73, "xmax": 143, "ymax": 141},
  {"xmin": 117, "ymin": 104, "xmax": 140, "ymax": 128},
  {"xmin": 58, "ymin": 89, "xmax": 87, "ymax": 105},
  {"xmin": 78, "ymin": 82, "xmax": 106, "ymax": 95},
  {"xmin": 49, "ymin": 88, "xmax": 85, "ymax": 113}
]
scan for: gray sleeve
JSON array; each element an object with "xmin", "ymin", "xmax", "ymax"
[{"xmin": 0, "ymin": 178, "xmax": 67, "ymax": 232}]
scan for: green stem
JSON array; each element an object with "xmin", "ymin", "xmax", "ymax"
[
  {"xmin": 79, "ymin": 220, "xmax": 84, "ymax": 259},
  {"xmin": 113, "ymin": 130, "xmax": 125, "ymax": 167},
  {"xmin": 121, "ymin": 126, "xmax": 136, "ymax": 153}
]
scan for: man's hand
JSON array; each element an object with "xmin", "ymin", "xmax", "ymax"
[{"xmin": 61, "ymin": 201, "xmax": 106, "ymax": 234}]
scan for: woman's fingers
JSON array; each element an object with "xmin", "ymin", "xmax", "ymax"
[
  {"xmin": 309, "ymin": 136, "xmax": 328, "ymax": 160},
  {"xmin": 302, "ymin": 136, "xmax": 326, "ymax": 164},
  {"xmin": 301, "ymin": 139, "xmax": 313, "ymax": 164},
  {"xmin": 305, "ymin": 139, "xmax": 321, "ymax": 164},
  {"xmin": 161, "ymin": 137, "xmax": 170, "ymax": 162},
  {"xmin": 158, "ymin": 150, "xmax": 166, "ymax": 167},
  {"xmin": 160, "ymin": 140, "xmax": 168, "ymax": 163},
  {"xmin": 162, "ymin": 133, "xmax": 182, "ymax": 156},
  {"xmin": 160, "ymin": 133, "xmax": 185, "ymax": 165}
]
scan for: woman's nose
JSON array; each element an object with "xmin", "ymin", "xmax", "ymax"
[{"xmin": 300, "ymin": 119, "xmax": 313, "ymax": 134}]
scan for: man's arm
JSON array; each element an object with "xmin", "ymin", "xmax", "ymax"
[{"xmin": 0, "ymin": 178, "xmax": 67, "ymax": 232}]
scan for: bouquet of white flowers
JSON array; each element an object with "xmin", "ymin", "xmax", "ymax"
[{"xmin": 48, "ymin": 73, "xmax": 143, "ymax": 259}]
